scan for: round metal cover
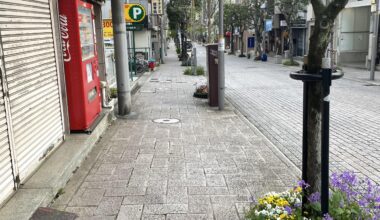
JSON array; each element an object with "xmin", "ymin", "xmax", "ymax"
[{"xmin": 153, "ymin": 118, "xmax": 180, "ymax": 124}]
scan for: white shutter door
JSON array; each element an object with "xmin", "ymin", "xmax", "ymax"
[
  {"xmin": 0, "ymin": 0, "xmax": 64, "ymax": 182},
  {"xmin": 0, "ymin": 76, "xmax": 15, "ymax": 204}
]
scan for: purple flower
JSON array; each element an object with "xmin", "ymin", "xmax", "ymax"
[
  {"xmin": 330, "ymin": 171, "xmax": 359, "ymax": 202},
  {"xmin": 298, "ymin": 180, "xmax": 310, "ymax": 189},
  {"xmin": 308, "ymin": 192, "xmax": 321, "ymax": 203},
  {"xmin": 323, "ymin": 213, "xmax": 333, "ymax": 220},
  {"xmin": 284, "ymin": 206, "xmax": 292, "ymax": 215},
  {"xmin": 375, "ymin": 196, "xmax": 380, "ymax": 203}
]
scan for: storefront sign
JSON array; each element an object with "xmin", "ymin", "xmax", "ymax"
[
  {"xmin": 265, "ymin": 19, "xmax": 273, "ymax": 32},
  {"xmin": 292, "ymin": 19, "xmax": 306, "ymax": 28},
  {"xmin": 280, "ymin": 20, "xmax": 287, "ymax": 27},
  {"xmin": 102, "ymin": 19, "xmax": 113, "ymax": 39},
  {"xmin": 152, "ymin": 0, "xmax": 163, "ymax": 15}
]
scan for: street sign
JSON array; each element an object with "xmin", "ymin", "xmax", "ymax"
[
  {"xmin": 102, "ymin": 19, "xmax": 113, "ymax": 39},
  {"xmin": 124, "ymin": 4, "xmax": 146, "ymax": 23},
  {"xmin": 126, "ymin": 24, "xmax": 144, "ymax": 31}
]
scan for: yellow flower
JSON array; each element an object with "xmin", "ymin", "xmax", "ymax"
[
  {"xmin": 280, "ymin": 213, "xmax": 287, "ymax": 219},
  {"xmin": 275, "ymin": 198, "xmax": 289, "ymax": 207},
  {"xmin": 294, "ymin": 186, "xmax": 302, "ymax": 193}
]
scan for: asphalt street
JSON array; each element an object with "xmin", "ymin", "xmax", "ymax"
[{"xmin": 196, "ymin": 44, "xmax": 380, "ymax": 184}]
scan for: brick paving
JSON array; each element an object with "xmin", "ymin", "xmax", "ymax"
[
  {"xmin": 196, "ymin": 45, "xmax": 380, "ymax": 184},
  {"xmin": 51, "ymin": 44, "xmax": 299, "ymax": 219}
]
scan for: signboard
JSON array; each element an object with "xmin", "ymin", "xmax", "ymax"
[
  {"xmin": 126, "ymin": 24, "xmax": 144, "ymax": 31},
  {"xmin": 102, "ymin": 19, "xmax": 113, "ymax": 39},
  {"xmin": 292, "ymin": 19, "xmax": 306, "ymax": 28},
  {"xmin": 247, "ymin": 37, "xmax": 255, "ymax": 48},
  {"xmin": 280, "ymin": 20, "xmax": 287, "ymax": 27},
  {"xmin": 152, "ymin": 0, "xmax": 163, "ymax": 15},
  {"xmin": 125, "ymin": 4, "xmax": 146, "ymax": 23},
  {"xmin": 265, "ymin": 19, "xmax": 272, "ymax": 32}
]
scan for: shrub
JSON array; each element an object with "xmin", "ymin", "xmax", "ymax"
[
  {"xmin": 183, "ymin": 68, "xmax": 192, "ymax": 75},
  {"xmin": 176, "ymin": 48, "xmax": 181, "ymax": 54},
  {"xmin": 183, "ymin": 66, "xmax": 205, "ymax": 76},
  {"xmin": 283, "ymin": 59, "xmax": 300, "ymax": 66},
  {"xmin": 110, "ymin": 87, "xmax": 117, "ymax": 98},
  {"xmin": 196, "ymin": 66, "xmax": 205, "ymax": 75},
  {"xmin": 246, "ymin": 172, "xmax": 380, "ymax": 220}
]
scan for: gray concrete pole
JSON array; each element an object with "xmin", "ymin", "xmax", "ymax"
[
  {"xmin": 192, "ymin": 47, "xmax": 197, "ymax": 75},
  {"xmin": 370, "ymin": 2, "xmax": 379, "ymax": 80},
  {"xmin": 160, "ymin": 15, "xmax": 165, "ymax": 64},
  {"xmin": 218, "ymin": 0, "xmax": 225, "ymax": 110},
  {"xmin": 111, "ymin": 0, "xmax": 132, "ymax": 115}
]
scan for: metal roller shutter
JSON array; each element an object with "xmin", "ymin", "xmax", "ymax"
[
  {"xmin": 0, "ymin": 0, "xmax": 64, "ymax": 182},
  {"xmin": 0, "ymin": 73, "xmax": 15, "ymax": 204}
]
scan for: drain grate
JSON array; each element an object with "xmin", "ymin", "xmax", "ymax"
[{"xmin": 152, "ymin": 118, "xmax": 180, "ymax": 124}]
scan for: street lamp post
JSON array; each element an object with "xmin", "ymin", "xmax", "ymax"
[
  {"xmin": 370, "ymin": 0, "xmax": 379, "ymax": 80},
  {"xmin": 218, "ymin": 0, "xmax": 225, "ymax": 110}
]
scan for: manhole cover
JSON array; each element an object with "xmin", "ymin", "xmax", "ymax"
[{"xmin": 153, "ymin": 118, "xmax": 180, "ymax": 124}]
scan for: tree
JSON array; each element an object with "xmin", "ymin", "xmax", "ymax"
[
  {"xmin": 205, "ymin": 0, "xmax": 218, "ymax": 43},
  {"xmin": 277, "ymin": 0, "xmax": 308, "ymax": 63},
  {"xmin": 248, "ymin": 0, "xmax": 266, "ymax": 58},
  {"xmin": 167, "ymin": 0, "xmax": 201, "ymax": 62},
  {"xmin": 222, "ymin": 4, "xmax": 237, "ymax": 54},
  {"xmin": 305, "ymin": 0, "xmax": 348, "ymax": 195},
  {"xmin": 233, "ymin": 3, "xmax": 253, "ymax": 57}
]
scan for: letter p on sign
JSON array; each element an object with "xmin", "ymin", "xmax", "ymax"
[{"xmin": 133, "ymin": 8, "xmax": 142, "ymax": 19}]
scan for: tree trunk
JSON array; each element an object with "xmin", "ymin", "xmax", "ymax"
[
  {"xmin": 308, "ymin": 18, "xmax": 331, "ymax": 74},
  {"xmin": 240, "ymin": 33, "xmax": 244, "ymax": 56},
  {"xmin": 207, "ymin": 19, "xmax": 212, "ymax": 43},
  {"xmin": 289, "ymin": 27, "xmax": 294, "ymax": 63},
  {"xmin": 180, "ymin": 23, "xmax": 187, "ymax": 61},
  {"xmin": 231, "ymin": 25, "xmax": 234, "ymax": 54},
  {"xmin": 305, "ymin": 16, "xmax": 334, "ymax": 194},
  {"xmin": 288, "ymin": 27, "xmax": 294, "ymax": 63},
  {"xmin": 255, "ymin": 29, "xmax": 262, "ymax": 57}
]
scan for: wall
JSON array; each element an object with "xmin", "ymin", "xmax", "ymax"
[{"xmin": 337, "ymin": 6, "xmax": 370, "ymax": 63}]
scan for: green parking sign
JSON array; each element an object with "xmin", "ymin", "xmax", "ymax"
[{"xmin": 125, "ymin": 4, "xmax": 146, "ymax": 23}]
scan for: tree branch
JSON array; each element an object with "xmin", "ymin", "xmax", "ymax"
[
  {"xmin": 310, "ymin": 0, "xmax": 325, "ymax": 17},
  {"xmin": 325, "ymin": 0, "xmax": 349, "ymax": 20}
]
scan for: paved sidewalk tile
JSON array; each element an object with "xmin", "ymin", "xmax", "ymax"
[{"xmin": 51, "ymin": 43, "xmax": 298, "ymax": 219}]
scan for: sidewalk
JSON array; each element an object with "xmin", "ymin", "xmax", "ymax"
[{"xmin": 49, "ymin": 45, "xmax": 299, "ymax": 220}]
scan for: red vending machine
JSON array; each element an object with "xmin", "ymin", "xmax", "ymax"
[{"xmin": 59, "ymin": 0, "xmax": 102, "ymax": 131}]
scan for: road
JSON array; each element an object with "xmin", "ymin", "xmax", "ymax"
[{"xmin": 196, "ymin": 44, "xmax": 380, "ymax": 183}]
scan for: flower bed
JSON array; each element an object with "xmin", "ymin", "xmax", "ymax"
[{"xmin": 246, "ymin": 172, "xmax": 380, "ymax": 220}]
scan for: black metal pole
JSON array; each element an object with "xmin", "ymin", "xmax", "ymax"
[
  {"xmin": 302, "ymin": 81, "xmax": 309, "ymax": 209},
  {"xmin": 321, "ymin": 69, "xmax": 332, "ymax": 215}
]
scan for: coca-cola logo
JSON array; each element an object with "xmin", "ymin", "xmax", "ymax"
[{"xmin": 59, "ymin": 14, "xmax": 71, "ymax": 62}]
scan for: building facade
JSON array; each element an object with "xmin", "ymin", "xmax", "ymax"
[{"xmin": 0, "ymin": 0, "xmax": 107, "ymax": 206}]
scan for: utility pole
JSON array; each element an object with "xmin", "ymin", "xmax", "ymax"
[
  {"xmin": 218, "ymin": 0, "xmax": 225, "ymax": 110},
  {"xmin": 111, "ymin": 0, "xmax": 132, "ymax": 115},
  {"xmin": 160, "ymin": 15, "xmax": 165, "ymax": 64},
  {"xmin": 370, "ymin": 0, "xmax": 379, "ymax": 80}
]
